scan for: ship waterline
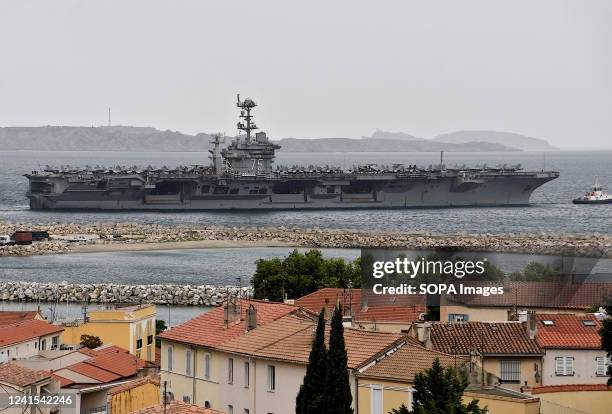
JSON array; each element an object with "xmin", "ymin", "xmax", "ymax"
[{"xmin": 24, "ymin": 95, "xmax": 559, "ymax": 211}]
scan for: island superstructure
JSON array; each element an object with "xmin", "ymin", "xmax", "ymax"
[{"xmin": 25, "ymin": 96, "xmax": 559, "ymax": 210}]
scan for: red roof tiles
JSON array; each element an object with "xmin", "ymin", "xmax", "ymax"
[
  {"xmin": 429, "ymin": 322, "xmax": 543, "ymax": 356},
  {"xmin": 0, "ymin": 319, "xmax": 63, "ymax": 347},
  {"xmin": 67, "ymin": 361, "xmax": 121, "ymax": 383},
  {"xmin": 535, "ymin": 314, "xmax": 602, "ymax": 349},
  {"xmin": 218, "ymin": 312, "xmax": 405, "ymax": 369},
  {"xmin": 132, "ymin": 400, "xmax": 225, "ymax": 414},
  {"xmin": 296, "ymin": 288, "xmax": 426, "ymax": 323},
  {"xmin": 532, "ymin": 384, "xmax": 612, "ymax": 394},
  {"xmin": 159, "ymin": 299, "xmax": 297, "ymax": 347},
  {"xmin": 0, "ymin": 311, "xmax": 42, "ymax": 326},
  {"xmin": 0, "ymin": 362, "xmax": 50, "ymax": 387}
]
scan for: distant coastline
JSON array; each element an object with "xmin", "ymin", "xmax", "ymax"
[{"xmin": 0, "ymin": 126, "xmax": 558, "ymax": 152}]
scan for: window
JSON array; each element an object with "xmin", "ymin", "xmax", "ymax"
[
  {"xmin": 500, "ymin": 360, "xmax": 521, "ymax": 383},
  {"xmin": 204, "ymin": 353, "xmax": 211, "ymax": 379},
  {"xmin": 186, "ymin": 350, "xmax": 192, "ymax": 376},
  {"xmin": 228, "ymin": 405, "xmax": 233, "ymax": 414},
  {"xmin": 183, "ymin": 396, "xmax": 191, "ymax": 403},
  {"xmin": 51, "ymin": 336, "xmax": 59, "ymax": 349},
  {"xmin": 596, "ymin": 356, "xmax": 610, "ymax": 376},
  {"xmin": 371, "ymin": 384, "xmax": 383, "ymax": 414},
  {"xmin": 448, "ymin": 313, "xmax": 469, "ymax": 322},
  {"xmin": 267, "ymin": 365, "xmax": 276, "ymax": 391},
  {"xmin": 244, "ymin": 410, "xmax": 250, "ymax": 414},
  {"xmin": 582, "ymin": 320, "xmax": 597, "ymax": 327},
  {"xmin": 136, "ymin": 339, "xmax": 143, "ymax": 350},
  {"xmin": 147, "ymin": 335, "xmax": 153, "ymax": 345},
  {"xmin": 167, "ymin": 346, "xmax": 173, "ymax": 372},
  {"xmin": 244, "ymin": 362, "xmax": 250, "ymax": 388},
  {"xmin": 541, "ymin": 320, "xmax": 555, "ymax": 326},
  {"xmin": 555, "ymin": 357, "xmax": 574, "ymax": 376},
  {"xmin": 228, "ymin": 358, "xmax": 234, "ymax": 383},
  {"xmin": 41, "ymin": 339, "xmax": 46, "ymax": 351}
]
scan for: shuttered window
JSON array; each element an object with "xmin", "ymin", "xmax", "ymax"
[
  {"xmin": 500, "ymin": 360, "xmax": 521, "ymax": 383},
  {"xmin": 596, "ymin": 356, "xmax": 610, "ymax": 376},
  {"xmin": 555, "ymin": 357, "xmax": 574, "ymax": 376}
]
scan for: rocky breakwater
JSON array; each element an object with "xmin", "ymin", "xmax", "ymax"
[
  {"xmin": 0, "ymin": 221, "xmax": 610, "ymax": 258},
  {"xmin": 0, "ymin": 281, "xmax": 252, "ymax": 306}
]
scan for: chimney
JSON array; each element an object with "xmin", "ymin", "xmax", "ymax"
[
  {"xmin": 416, "ymin": 322, "xmax": 432, "ymax": 348},
  {"xmin": 526, "ymin": 310, "xmax": 537, "ymax": 340},
  {"xmin": 342, "ymin": 315, "xmax": 353, "ymax": 328},
  {"xmin": 224, "ymin": 301, "xmax": 240, "ymax": 326},
  {"xmin": 245, "ymin": 304, "xmax": 257, "ymax": 331}
]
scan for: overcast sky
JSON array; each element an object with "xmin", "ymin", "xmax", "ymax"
[{"xmin": 1, "ymin": 1, "xmax": 611, "ymax": 149}]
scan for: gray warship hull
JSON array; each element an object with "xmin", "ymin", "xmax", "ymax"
[{"xmin": 26, "ymin": 172, "xmax": 558, "ymax": 210}]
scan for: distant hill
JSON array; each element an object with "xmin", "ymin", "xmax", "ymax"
[
  {"xmin": 275, "ymin": 137, "xmax": 519, "ymax": 152},
  {"xmin": 433, "ymin": 130, "xmax": 557, "ymax": 151},
  {"xmin": 0, "ymin": 126, "xmax": 212, "ymax": 151},
  {"xmin": 0, "ymin": 126, "xmax": 554, "ymax": 152}
]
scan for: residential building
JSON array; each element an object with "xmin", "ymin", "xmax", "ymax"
[
  {"xmin": 535, "ymin": 313, "xmax": 609, "ymax": 385},
  {"xmin": 107, "ymin": 374, "xmax": 160, "ymax": 414},
  {"xmin": 441, "ymin": 281, "xmax": 609, "ymax": 322},
  {"xmin": 0, "ymin": 310, "xmax": 45, "ymax": 326},
  {"xmin": 413, "ymin": 318, "xmax": 544, "ymax": 391},
  {"xmin": 215, "ymin": 310, "xmax": 405, "ymax": 414},
  {"xmin": 296, "ymin": 287, "xmax": 426, "ymax": 332},
  {"xmin": 0, "ymin": 362, "xmax": 61, "ymax": 414},
  {"xmin": 60, "ymin": 304, "xmax": 157, "ymax": 362},
  {"xmin": 159, "ymin": 299, "xmax": 298, "ymax": 410},
  {"xmin": 357, "ymin": 340, "xmax": 468, "ymax": 413},
  {"xmin": 0, "ymin": 319, "xmax": 64, "ymax": 361},
  {"xmin": 131, "ymin": 400, "xmax": 226, "ymax": 414},
  {"xmin": 13, "ymin": 344, "xmax": 154, "ymax": 414}
]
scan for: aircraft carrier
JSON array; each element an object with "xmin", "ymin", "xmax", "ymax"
[{"xmin": 25, "ymin": 96, "xmax": 559, "ymax": 210}]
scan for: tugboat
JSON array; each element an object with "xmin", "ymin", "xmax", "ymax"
[{"xmin": 573, "ymin": 177, "xmax": 612, "ymax": 204}]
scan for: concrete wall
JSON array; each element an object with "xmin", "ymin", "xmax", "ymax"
[
  {"xmin": 542, "ymin": 349, "xmax": 609, "ymax": 385},
  {"xmin": 463, "ymin": 392, "xmax": 540, "ymax": 414},
  {"xmin": 109, "ymin": 381, "xmax": 160, "ymax": 414},
  {"xmin": 537, "ymin": 390, "xmax": 612, "ymax": 414}
]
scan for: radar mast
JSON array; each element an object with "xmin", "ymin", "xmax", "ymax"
[{"xmin": 236, "ymin": 94, "xmax": 258, "ymax": 142}]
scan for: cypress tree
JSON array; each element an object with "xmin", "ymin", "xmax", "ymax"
[
  {"xmin": 324, "ymin": 304, "xmax": 353, "ymax": 414},
  {"xmin": 296, "ymin": 308, "xmax": 328, "ymax": 414}
]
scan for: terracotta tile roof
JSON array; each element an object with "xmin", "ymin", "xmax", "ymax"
[
  {"xmin": 132, "ymin": 401, "xmax": 225, "ymax": 414},
  {"xmin": 535, "ymin": 314, "xmax": 602, "ymax": 349},
  {"xmin": 296, "ymin": 288, "xmax": 426, "ymax": 323},
  {"xmin": 446, "ymin": 281, "xmax": 612, "ymax": 309},
  {"xmin": 218, "ymin": 312, "xmax": 405, "ymax": 369},
  {"xmin": 532, "ymin": 384, "xmax": 612, "ymax": 394},
  {"xmin": 0, "ymin": 311, "xmax": 41, "ymax": 326},
  {"xmin": 0, "ymin": 319, "xmax": 63, "ymax": 347},
  {"xmin": 159, "ymin": 299, "xmax": 297, "ymax": 347},
  {"xmin": 0, "ymin": 362, "xmax": 50, "ymax": 387},
  {"xmin": 67, "ymin": 361, "xmax": 121, "ymax": 383},
  {"xmin": 430, "ymin": 322, "xmax": 543, "ymax": 356},
  {"xmin": 359, "ymin": 342, "xmax": 468, "ymax": 382},
  {"xmin": 86, "ymin": 346, "xmax": 146, "ymax": 376},
  {"xmin": 109, "ymin": 374, "xmax": 160, "ymax": 396}
]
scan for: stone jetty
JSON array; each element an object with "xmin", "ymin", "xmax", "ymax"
[
  {"xmin": 0, "ymin": 281, "xmax": 252, "ymax": 306},
  {"xmin": 0, "ymin": 221, "xmax": 610, "ymax": 258}
]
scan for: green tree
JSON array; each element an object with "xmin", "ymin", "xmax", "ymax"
[
  {"xmin": 80, "ymin": 334, "xmax": 103, "ymax": 349},
  {"xmin": 600, "ymin": 306, "xmax": 612, "ymax": 384},
  {"xmin": 156, "ymin": 319, "xmax": 167, "ymax": 335},
  {"xmin": 296, "ymin": 309, "xmax": 328, "ymax": 414},
  {"xmin": 324, "ymin": 305, "xmax": 353, "ymax": 414},
  {"xmin": 389, "ymin": 404, "xmax": 410, "ymax": 414},
  {"xmin": 251, "ymin": 249, "xmax": 361, "ymax": 301},
  {"xmin": 411, "ymin": 359, "xmax": 486, "ymax": 414}
]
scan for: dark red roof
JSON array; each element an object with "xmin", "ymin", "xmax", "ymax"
[
  {"xmin": 0, "ymin": 363, "xmax": 50, "ymax": 387},
  {"xmin": 296, "ymin": 288, "xmax": 426, "ymax": 323},
  {"xmin": 447, "ymin": 281, "xmax": 612, "ymax": 309},
  {"xmin": 0, "ymin": 320, "xmax": 63, "ymax": 347},
  {"xmin": 535, "ymin": 314, "xmax": 602, "ymax": 349},
  {"xmin": 159, "ymin": 299, "xmax": 298, "ymax": 347},
  {"xmin": 430, "ymin": 322, "xmax": 543, "ymax": 356},
  {"xmin": 0, "ymin": 311, "xmax": 41, "ymax": 326}
]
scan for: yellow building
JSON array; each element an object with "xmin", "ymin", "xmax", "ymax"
[
  {"xmin": 107, "ymin": 374, "xmax": 160, "ymax": 414},
  {"xmin": 533, "ymin": 384, "xmax": 612, "ymax": 414},
  {"xmin": 61, "ymin": 304, "xmax": 156, "ymax": 362}
]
